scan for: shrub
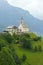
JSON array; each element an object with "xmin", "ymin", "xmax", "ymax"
[
  {"xmin": 34, "ymin": 46, "xmax": 38, "ymax": 52},
  {"xmin": 0, "ymin": 44, "xmax": 2, "ymax": 51},
  {"xmin": 21, "ymin": 54, "xmax": 27, "ymax": 62},
  {"xmin": 38, "ymin": 45, "xmax": 42, "ymax": 51},
  {"xmin": 23, "ymin": 39, "xmax": 32, "ymax": 50},
  {"xmin": 14, "ymin": 55, "xmax": 22, "ymax": 65},
  {"xmin": 3, "ymin": 33, "xmax": 13, "ymax": 43},
  {"xmin": 34, "ymin": 45, "xmax": 42, "ymax": 52},
  {"xmin": 33, "ymin": 36, "xmax": 41, "ymax": 41},
  {"xmin": 0, "ymin": 39, "xmax": 7, "ymax": 51}
]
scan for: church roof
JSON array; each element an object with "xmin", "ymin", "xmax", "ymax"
[{"xmin": 6, "ymin": 25, "xmax": 17, "ymax": 29}]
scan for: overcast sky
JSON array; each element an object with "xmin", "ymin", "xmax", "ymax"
[{"xmin": 6, "ymin": 0, "xmax": 43, "ymax": 20}]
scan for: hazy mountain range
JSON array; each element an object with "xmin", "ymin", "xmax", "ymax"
[{"xmin": 0, "ymin": 0, "xmax": 43, "ymax": 36}]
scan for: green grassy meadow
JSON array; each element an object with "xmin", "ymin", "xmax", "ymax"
[{"xmin": 14, "ymin": 44, "xmax": 43, "ymax": 65}]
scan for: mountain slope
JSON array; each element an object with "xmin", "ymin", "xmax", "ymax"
[{"xmin": 0, "ymin": 0, "xmax": 43, "ymax": 36}]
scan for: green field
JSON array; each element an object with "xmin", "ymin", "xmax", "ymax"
[{"xmin": 14, "ymin": 44, "xmax": 43, "ymax": 65}]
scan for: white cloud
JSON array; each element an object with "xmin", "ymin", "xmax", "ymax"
[
  {"xmin": 7, "ymin": 0, "xmax": 32, "ymax": 8},
  {"xmin": 6, "ymin": 0, "xmax": 43, "ymax": 20}
]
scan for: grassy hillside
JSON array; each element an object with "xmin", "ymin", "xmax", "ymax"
[
  {"xmin": 14, "ymin": 44, "xmax": 43, "ymax": 65},
  {"xmin": 13, "ymin": 33, "xmax": 43, "ymax": 65},
  {"xmin": 0, "ymin": 32, "xmax": 43, "ymax": 65}
]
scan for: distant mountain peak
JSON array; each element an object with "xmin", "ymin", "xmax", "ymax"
[
  {"xmin": 0, "ymin": 0, "xmax": 10, "ymax": 7},
  {"xmin": 0, "ymin": 0, "xmax": 43, "ymax": 36}
]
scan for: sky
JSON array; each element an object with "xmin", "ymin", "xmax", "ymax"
[{"xmin": 6, "ymin": 0, "xmax": 43, "ymax": 20}]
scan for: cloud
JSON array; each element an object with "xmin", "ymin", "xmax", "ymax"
[
  {"xmin": 7, "ymin": 0, "xmax": 31, "ymax": 8},
  {"xmin": 6, "ymin": 0, "xmax": 43, "ymax": 20}
]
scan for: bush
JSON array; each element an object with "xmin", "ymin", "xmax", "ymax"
[
  {"xmin": 0, "ymin": 44, "xmax": 2, "ymax": 51},
  {"xmin": 0, "ymin": 39, "xmax": 7, "ymax": 51},
  {"xmin": 33, "ymin": 36, "xmax": 41, "ymax": 41},
  {"xmin": 34, "ymin": 46, "xmax": 38, "ymax": 52},
  {"xmin": 34, "ymin": 45, "xmax": 42, "ymax": 52},
  {"xmin": 23, "ymin": 39, "xmax": 32, "ymax": 50},
  {"xmin": 3, "ymin": 33, "xmax": 13, "ymax": 43},
  {"xmin": 14, "ymin": 55, "xmax": 22, "ymax": 65},
  {"xmin": 21, "ymin": 54, "xmax": 27, "ymax": 62},
  {"xmin": 38, "ymin": 45, "xmax": 42, "ymax": 51},
  {"xmin": 0, "ymin": 47, "xmax": 16, "ymax": 65},
  {"xmin": 23, "ymin": 33, "xmax": 30, "ymax": 38}
]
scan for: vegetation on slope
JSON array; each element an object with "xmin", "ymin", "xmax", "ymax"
[{"xmin": 0, "ymin": 32, "xmax": 43, "ymax": 65}]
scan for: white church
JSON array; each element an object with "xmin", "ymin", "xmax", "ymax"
[{"xmin": 4, "ymin": 18, "xmax": 29, "ymax": 35}]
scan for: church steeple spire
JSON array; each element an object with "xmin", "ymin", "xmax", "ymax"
[{"xmin": 20, "ymin": 17, "xmax": 24, "ymax": 24}]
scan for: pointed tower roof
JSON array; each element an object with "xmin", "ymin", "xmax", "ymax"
[
  {"xmin": 20, "ymin": 17, "xmax": 28, "ymax": 28},
  {"xmin": 20, "ymin": 17, "xmax": 24, "ymax": 24}
]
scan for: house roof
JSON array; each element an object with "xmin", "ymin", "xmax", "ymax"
[{"xmin": 6, "ymin": 25, "xmax": 17, "ymax": 29}]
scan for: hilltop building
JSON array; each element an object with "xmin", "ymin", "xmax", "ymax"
[
  {"xmin": 4, "ymin": 18, "xmax": 29, "ymax": 35},
  {"xmin": 18, "ymin": 18, "xmax": 29, "ymax": 33}
]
